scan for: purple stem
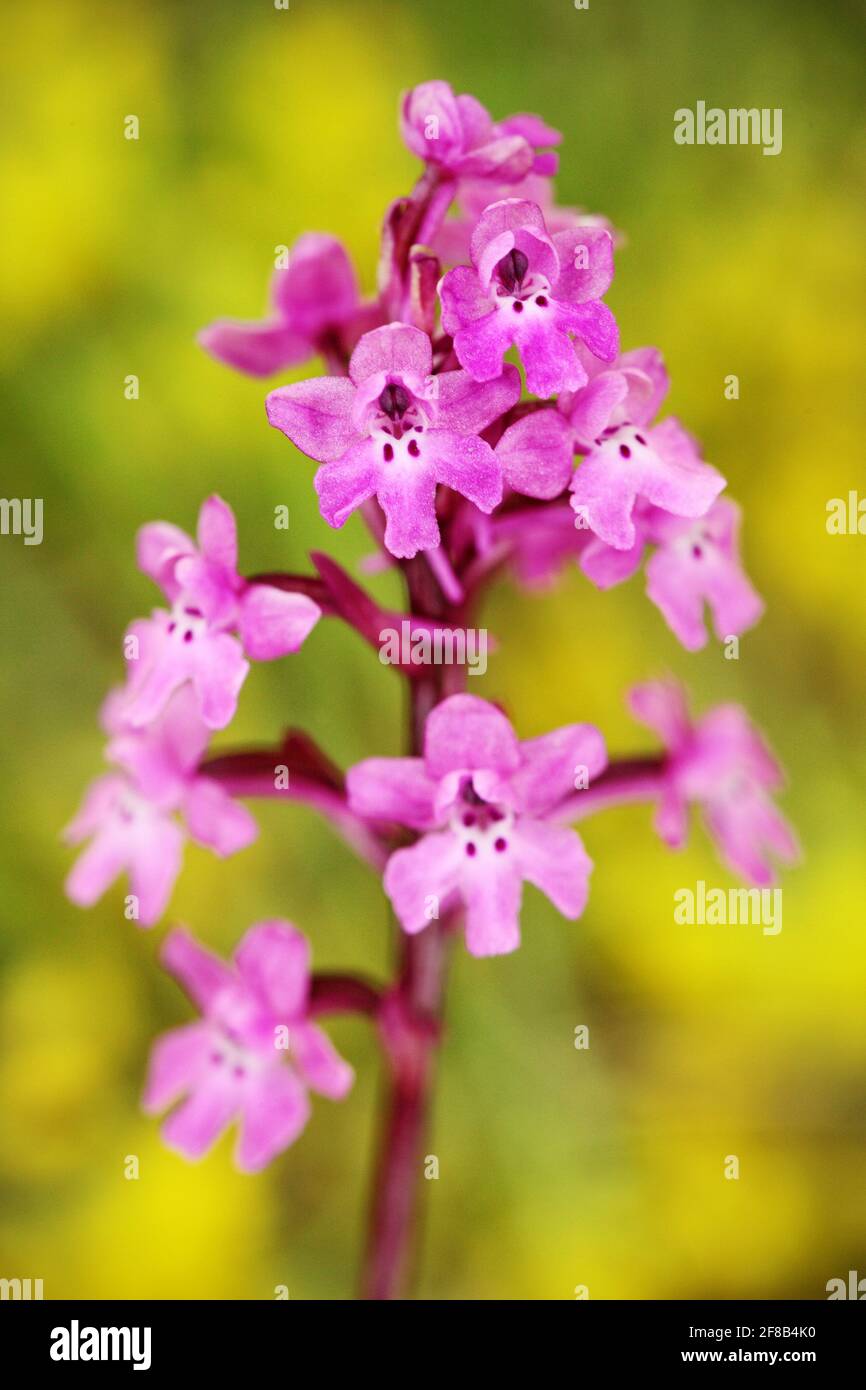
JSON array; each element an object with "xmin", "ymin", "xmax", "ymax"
[
  {"xmin": 359, "ymin": 572, "xmax": 460, "ymax": 1301},
  {"xmin": 554, "ymin": 755, "xmax": 667, "ymax": 824},
  {"xmin": 309, "ymin": 973, "xmax": 382, "ymax": 1018}
]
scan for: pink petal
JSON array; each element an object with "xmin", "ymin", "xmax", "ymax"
[
  {"xmin": 129, "ymin": 815, "xmax": 185, "ymax": 925},
  {"xmin": 462, "ymin": 858, "xmax": 523, "ymax": 957},
  {"xmin": 519, "ymin": 315, "xmax": 586, "ymax": 397},
  {"xmin": 136, "ymin": 521, "xmax": 194, "ymax": 597},
  {"xmin": 63, "ymin": 773, "xmax": 125, "ymax": 845},
  {"xmin": 271, "ymin": 233, "xmax": 359, "ymax": 334},
  {"xmin": 384, "ymin": 832, "xmax": 463, "ymax": 934},
  {"xmin": 377, "ymin": 463, "xmax": 440, "ymax": 559},
  {"xmin": 426, "ymin": 430, "xmax": 503, "ymax": 512},
  {"xmin": 619, "ymin": 347, "xmax": 669, "ymax": 424},
  {"xmin": 511, "ymin": 724, "xmax": 607, "ymax": 815},
  {"xmin": 235, "ymin": 1067, "xmax": 311, "ymax": 1172},
  {"xmin": 424, "ymin": 694, "xmax": 521, "ymax": 778},
  {"xmin": 495, "ymin": 408, "xmax": 575, "ymax": 498},
  {"xmin": 565, "ymin": 371, "xmax": 629, "ymax": 445},
  {"xmin": 434, "ymin": 364, "xmax": 521, "ymax": 434},
  {"xmin": 438, "ymin": 265, "xmax": 494, "ymax": 335},
  {"xmin": 348, "ymin": 322, "xmax": 432, "ymax": 384},
  {"xmin": 552, "ymin": 227, "xmax": 615, "ymax": 303},
  {"xmin": 346, "ymin": 757, "xmax": 437, "ymax": 831},
  {"xmin": 161, "ymin": 1076, "xmax": 239, "ymax": 1163},
  {"xmin": 629, "ymin": 681, "xmax": 691, "ymax": 752},
  {"xmin": 196, "ymin": 495, "xmax": 238, "ymax": 575},
  {"xmin": 314, "ymin": 439, "xmax": 379, "ymax": 529},
  {"xmin": 64, "ymin": 822, "xmax": 129, "ymax": 909},
  {"xmin": 452, "ymin": 310, "xmax": 512, "ymax": 383},
  {"xmin": 161, "ymin": 929, "xmax": 235, "ymax": 1012},
  {"xmin": 198, "ymin": 318, "xmax": 311, "ymax": 377},
  {"xmin": 192, "ymin": 632, "xmax": 250, "ymax": 729},
  {"xmin": 266, "ymin": 377, "xmax": 359, "ymax": 463},
  {"xmin": 580, "ymin": 534, "xmax": 646, "ymax": 589},
  {"xmin": 558, "ymin": 299, "xmax": 620, "ymax": 363},
  {"xmin": 142, "ymin": 1022, "xmax": 213, "ymax": 1113},
  {"xmin": 183, "ymin": 777, "xmax": 258, "ymax": 855},
  {"xmin": 238, "ymin": 584, "xmax": 321, "ymax": 659},
  {"xmin": 233, "ymin": 920, "xmax": 311, "ymax": 1020},
  {"xmin": 292, "ymin": 1023, "xmax": 354, "ymax": 1100},
  {"xmin": 512, "ymin": 818, "xmax": 593, "ymax": 918}
]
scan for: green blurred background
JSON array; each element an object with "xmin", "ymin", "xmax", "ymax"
[{"xmin": 1, "ymin": 0, "xmax": 864, "ymax": 1299}]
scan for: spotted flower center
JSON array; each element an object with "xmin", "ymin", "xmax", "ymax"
[
  {"xmin": 493, "ymin": 248, "xmax": 550, "ymax": 312},
  {"xmin": 450, "ymin": 781, "xmax": 514, "ymax": 859},
  {"xmin": 166, "ymin": 601, "xmax": 209, "ymax": 645},
  {"xmin": 593, "ymin": 422, "xmax": 650, "ymax": 460}
]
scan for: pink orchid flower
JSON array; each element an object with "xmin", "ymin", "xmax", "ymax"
[
  {"xmin": 438, "ymin": 198, "xmax": 619, "ymax": 398},
  {"xmin": 198, "ymin": 233, "xmax": 379, "ymax": 378},
  {"xmin": 566, "ymin": 348, "xmax": 726, "ymax": 549},
  {"xmin": 266, "ymin": 322, "xmax": 520, "ymax": 559},
  {"xmin": 122, "ymin": 495, "xmax": 321, "ymax": 730},
  {"xmin": 400, "ymin": 80, "xmax": 561, "ymax": 182},
  {"xmin": 143, "ymin": 922, "xmax": 353, "ymax": 1172},
  {"xmin": 581, "ymin": 498, "xmax": 764, "ymax": 650},
  {"xmin": 64, "ymin": 687, "xmax": 257, "ymax": 925},
  {"xmin": 630, "ymin": 681, "xmax": 799, "ymax": 886},
  {"xmin": 347, "ymin": 694, "xmax": 606, "ymax": 957}
]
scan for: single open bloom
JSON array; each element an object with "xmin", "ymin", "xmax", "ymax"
[
  {"xmin": 266, "ymin": 322, "xmax": 520, "ymax": 558},
  {"xmin": 439, "ymin": 198, "xmax": 619, "ymax": 398},
  {"xmin": 143, "ymin": 922, "xmax": 353, "ymax": 1172},
  {"xmin": 198, "ymin": 233, "xmax": 378, "ymax": 377},
  {"xmin": 64, "ymin": 687, "xmax": 257, "ymax": 925},
  {"xmin": 122, "ymin": 495, "xmax": 320, "ymax": 730},
  {"xmin": 567, "ymin": 347, "xmax": 726, "ymax": 549},
  {"xmin": 347, "ymin": 694, "xmax": 606, "ymax": 957},
  {"xmin": 400, "ymin": 80, "xmax": 561, "ymax": 181},
  {"xmin": 630, "ymin": 681, "xmax": 799, "ymax": 886}
]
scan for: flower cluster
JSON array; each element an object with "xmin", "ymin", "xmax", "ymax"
[{"xmin": 67, "ymin": 80, "xmax": 797, "ymax": 1195}]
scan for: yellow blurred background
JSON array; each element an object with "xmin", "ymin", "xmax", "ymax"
[{"xmin": 1, "ymin": 0, "xmax": 864, "ymax": 1299}]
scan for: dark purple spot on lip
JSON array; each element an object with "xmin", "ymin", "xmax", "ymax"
[
  {"xmin": 619, "ymin": 444, "xmax": 631, "ymax": 459},
  {"xmin": 168, "ymin": 622, "xmax": 176, "ymax": 633},
  {"xmin": 512, "ymin": 301, "xmax": 524, "ymax": 313},
  {"xmin": 489, "ymin": 808, "xmax": 504, "ymax": 822},
  {"xmin": 496, "ymin": 247, "xmax": 529, "ymax": 293},
  {"xmin": 535, "ymin": 295, "xmax": 548, "ymax": 307},
  {"xmin": 183, "ymin": 606, "xmax": 203, "ymax": 617},
  {"xmin": 415, "ymin": 425, "xmax": 423, "ymax": 432},
  {"xmin": 494, "ymin": 837, "xmax": 508, "ymax": 852},
  {"xmin": 465, "ymin": 842, "xmax": 477, "ymax": 857},
  {"xmin": 233, "ymin": 1065, "xmax": 246, "ymax": 1079},
  {"xmin": 635, "ymin": 433, "xmax": 647, "ymax": 446},
  {"xmin": 210, "ymin": 1052, "xmax": 223, "ymax": 1065},
  {"xmin": 602, "ymin": 426, "xmax": 617, "ymax": 437},
  {"xmin": 383, "ymin": 442, "xmax": 394, "ymax": 462},
  {"xmin": 408, "ymin": 439, "xmax": 420, "ymax": 458},
  {"xmin": 692, "ymin": 544, "xmax": 703, "ymax": 559},
  {"xmin": 463, "ymin": 812, "xmax": 475, "ymax": 827},
  {"xmin": 378, "ymin": 382, "xmax": 410, "ymax": 420},
  {"xmin": 183, "ymin": 629, "xmax": 194, "ymax": 643}
]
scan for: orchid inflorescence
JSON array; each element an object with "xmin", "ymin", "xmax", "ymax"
[{"xmin": 65, "ymin": 80, "xmax": 798, "ymax": 1297}]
